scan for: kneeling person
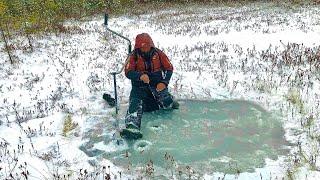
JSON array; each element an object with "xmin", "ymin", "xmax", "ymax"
[{"xmin": 121, "ymin": 33, "xmax": 178, "ymax": 139}]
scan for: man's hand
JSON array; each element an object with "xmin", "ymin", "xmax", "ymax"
[
  {"xmin": 156, "ymin": 83, "xmax": 166, "ymax": 92},
  {"xmin": 140, "ymin": 74, "xmax": 150, "ymax": 84}
]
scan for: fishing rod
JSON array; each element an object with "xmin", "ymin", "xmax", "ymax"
[{"xmin": 104, "ymin": 13, "xmax": 132, "ymax": 114}]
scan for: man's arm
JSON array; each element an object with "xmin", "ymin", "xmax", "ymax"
[
  {"xmin": 158, "ymin": 50, "xmax": 173, "ymax": 85},
  {"xmin": 125, "ymin": 54, "xmax": 142, "ymax": 81}
]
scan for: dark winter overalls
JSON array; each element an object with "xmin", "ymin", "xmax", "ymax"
[{"xmin": 124, "ymin": 33, "xmax": 176, "ymax": 129}]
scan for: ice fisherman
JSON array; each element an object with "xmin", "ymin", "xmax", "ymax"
[{"xmin": 123, "ymin": 33, "xmax": 179, "ymax": 136}]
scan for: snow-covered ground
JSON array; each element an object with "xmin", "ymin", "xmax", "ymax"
[{"xmin": 1, "ymin": 2, "xmax": 320, "ymax": 179}]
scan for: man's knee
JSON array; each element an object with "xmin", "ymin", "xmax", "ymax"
[{"xmin": 157, "ymin": 88, "xmax": 174, "ymax": 108}]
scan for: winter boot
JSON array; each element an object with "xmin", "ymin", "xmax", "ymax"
[{"xmin": 120, "ymin": 123, "xmax": 142, "ymax": 139}]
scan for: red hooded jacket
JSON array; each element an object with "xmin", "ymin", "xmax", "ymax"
[{"xmin": 125, "ymin": 33, "xmax": 173, "ymax": 87}]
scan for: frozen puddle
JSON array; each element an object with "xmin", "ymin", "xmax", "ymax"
[{"xmin": 80, "ymin": 100, "xmax": 291, "ymax": 175}]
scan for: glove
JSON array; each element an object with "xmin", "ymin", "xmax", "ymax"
[
  {"xmin": 156, "ymin": 82, "xmax": 166, "ymax": 92},
  {"xmin": 140, "ymin": 74, "xmax": 150, "ymax": 84}
]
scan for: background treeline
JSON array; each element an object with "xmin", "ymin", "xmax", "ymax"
[
  {"xmin": 0, "ymin": 0, "xmax": 109, "ymax": 35},
  {"xmin": 0, "ymin": 0, "xmax": 318, "ymax": 64},
  {"xmin": 1, "ymin": 0, "xmax": 318, "ymax": 36}
]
